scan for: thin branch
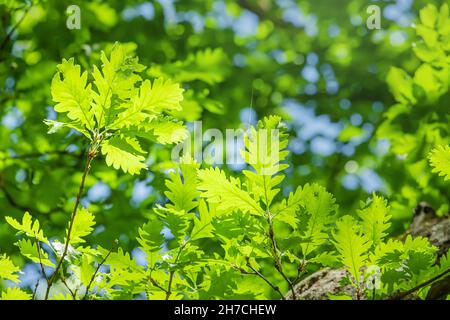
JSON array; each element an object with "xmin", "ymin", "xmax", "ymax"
[
  {"xmin": 148, "ymin": 276, "xmax": 169, "ymax": 293},
  {"xmin": 266, "ymin": 213, "xmax": 297, "ymax": 300},
  {"xmin": 1, "ymin": 186, "xmax": 34, "ymax": 213},
  {"xmin": 0, "ymin": 4, "xmax": 32, "ymax": 52},
  {"xmin": 390, "ymin": 268, "xmax": 450, "ymax": 300},
  {"xmin": 243, "ymin": 261, "xmax": 286, "ymax": 300},
  {"xmin": 0, "ymin": 177, "xmax": 60, "ymax": 215},
  {"xmin": 44, "ymin": 148, "xmax": 96, "ymax": 299},
  {"xmin": 83, "ymin": 242, "xmax": 118, "ymax": 300},
  {"xmin": 32, "ymin": 279, "xmax": 40, "ymax": 300},
  {"xmin": 59, "ymin": 274, "xmax": 77, "ymax": 300},
  {"xmin": 165, "ymin": 271, "xmax": 175, "ymax": 300},
  {"xmin": 293, "ymin": 259, "xmax": 307, "ymax": 285},
  {"xmin": 34, "ymin": 233, "xmax": 49, "ymax": 283},
  {"xmin": 165, "ymin": 241, "xmax": 187, "ymax": 300}
]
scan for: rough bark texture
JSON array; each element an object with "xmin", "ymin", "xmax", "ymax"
[{"xmin": 285, "ymin": 202, "xmax": 450, "ymax": 300}]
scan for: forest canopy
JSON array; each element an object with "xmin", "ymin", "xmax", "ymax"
[{"xmin": 0, "ymin": 0, "xmax": 449, "ymax": 301}]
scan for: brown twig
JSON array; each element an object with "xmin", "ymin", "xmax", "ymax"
[
  {"xmin": 0, "ymin": 177, "xmax": 60, "ymax": 215},
  {"xmin": 165, "ymin": 244, "xmax": 185, "ymax": 300},
  {"xmin": 390, "ymin": 268, "xmax": 450, "ymax": 300},
  {"xmin": 59, "ymin": 274, "xmax": 77, "ymax": 300},
  {"xmin": 242, "ymin": 261, "xmax": 286, "ymax": 300},
  {"xmin": 34, "ymin": 233, "xmax": 49, "ymax": 283},
  {"xmin": 32, "ymin": 279, "xmax": 40, "ymax": 300},
  {"xmin": 266, "ymin": 213, "xmax": 297, "ymax": 300},
  {"xmin": 83, "ymin": 242, "xmax": 118, "ymax": 299},
  {"xmin": 44, "ymin": 148, "xmax": 96, "ymax": 299},
  {"xmin": 148, "ymin": 276, "xmax": 169, "ymax": 293},
  {"xmin": 294, "ymin": 260, "xmax": 307, "ymax": 284},
  {"xmin": 0, "ymin": 4, "xmax": 32, "ymax": 52}
]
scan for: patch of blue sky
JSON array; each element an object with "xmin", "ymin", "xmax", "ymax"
[
  {"xmin": 156, "ymin": 0, "xmax": 206, "ymax": 32},
  {"xmin": 271, "ymin": 49, "xmax": 286, "ymax": 64},
  {"xmin": 284, "ymin": 99, "xmax": 377, "ymax": 159},
  {"xmin": 328, "ymin": 24, "xmax": 340, "ymax": 38},
  {"xmin": 320, "ymin": 63, "xmax": 339, "ymax": 95},
  {"xmin": 383, "ymin": 0, "xmax": 414, "ymax": 27},
  {"xmin": 233, "ymin": 53, "xmax": 247, "ymax": 67},
  {"xmin": 10, "ymin": 133, "xmax": 18, "ymax": 144},
  {"xmin": 232, "ymin": 10, "xmax": 259, "ymax": 37},
  {"xmin": 359, "ymin": 168, "xmax": 385, "ymax": 192},
  {"xmin": 304, "ymin": 83, "xmax": 317, "ymax": 95},
  {"xmin": 4, "ymin": 76, "xmax": 15, "ymax": 92},
  {"xmin": 288, "ymin": 137, "xmax": 306, "ymax": 155},
  {"xmin": 283, "ymin": 100, "xmax": 343, "ymax": 157},
  {"xmin": 122, "ymin": 2, "xmax": 155, "ymax": 21},
  {"xmin": 1, "ymin": 106, "xmax": 23, "ymax": 130},
  {"xmin": 340, "ymin": 99, "xmax": 352, "ymax": 110},
  {"xmin": 342, "ymin": 174, "xmax": 359, "ymax": 190},
  {"xmin": 372, "ymin": 101, "xmax": 384, "ymax": 112},
  {"xmin": 227, "ymin": 134, "xmax": 246, "ymax": 172},
  {"xmin": 239, "ymin": 107, "xmax": 258, "ymax": 127},
  {"xmin": 390, "ymin": 30, "xmax": 408, "ymax": 46},
  {"xmin": 350, "ymin": 113, "xmax": 363, "ymax": 126},
  {"xmin": 15, "ymin": 169, "xmax": 26, "ymax": 183},
  {"xmin": 209, "ymin": 0, "xmax": 233, "ymax": 29},
  {"xmin": 87, "ymin": 181, "xmax": 112, "ymax": 203},
  {"xmin": 66, "ymin": 144, "xmax": 79, "ymax": 153},
  {"xmin": 320, "ymin": 66, "xmax": 335, "ymax": 79},
  {"xmin": 371, "ymin": 138, "xmax": 390, "ymax": 157},
  {"xmin": 131, "ymin": 178, "xmax": 154, "ymax": 206},
  {"xmin": 17, "ymin": 264, "xmax": 41, "ymax": 290},
  {"xmin": 326, "ymin": 80, "xmax": 339, "ymax": 94},
  {"xmin": 276, "ymin": 0, "xmax": 317, "ymax": 36},
  {"xmin": 296, "ymin": 114, "xmax": 341, "ymax": 141},
  {"xmin": 301, "ymin": 65, "xmax": 320, "ymax": 83},
  {"xmin": 282, "ymin": 5, "xmax": 305, "ymax": 28},
  {"xmin": 93, "ymin": 224, "xmax": 105, "ymax": 236},
  {"xmin": 132, "ymin": 247, "xmax": 148, "ymax": 267},
  {"xmin": 341, "ymin": 169, "xmax": 385, "ymax": 192},
  {"xmin": 46, "ymin": 106, "xmax": 57, "ymax": 120},
  {"xmin": 340, "ymin": 143, "xmax": 356, "ymax": 157},
  {"xmin": 158, "ymin": 0, "xmax": 177, "ymax": 24},
  {"xmin": 177, "ymin": 11, "xmax": 205, "ymax": 32},
  {"xmin": 307, "ymin": 53, "xmax": 319, "ymax": 66},
  {"xmin": 350, "ymin": 14, "xmax": 363, "ymax": 26},
  {"xmin": 310, "ymin": 136, "xmax": 336, "ymax": 156},
  {"xmin": 162, "ymin": 226, "xmax": 174, "ymax": 241}
]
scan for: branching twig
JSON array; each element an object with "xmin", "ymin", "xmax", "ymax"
[
  {"xmin": 390, "ymin": 268, "xmax": 450, "ymax": 300},
  {"xmin": 83, "ymin": 241, "xmax": 118, "ymax": 300},
  {"xmin": 294, "ymin": 260, "xmax": 307, "ymax": 284},
  {"xmin": 34, "ymin": 233, "xmax": 49, "ymax": 283},
  {"xmin": 0, "ymin": 179, "xmax": 60, "ymax": 215},
  {"xmin": 32, "ymin": 279, "xmax": 40, "ymax": 300},
  {"xmin": 148, "ymin": 276, "xmax": 169, "ymax": 293},
  {"xmin": 59, "ymin": 274, "xmax": 77, "ymax": 300},
  {"xmin": 165, "ymin": 243, "xmax": 185, "ymax": 300},
  {"xmin": 44, "ymin": 146, "xmax": 97, "ymax": 299},
  {"xmin": 242, "ymin": 261, "xmax": 286, "ymax": 300},
  {"xmin": 266, "ymin": 213, "xmax": 297, "ymax": 300},
  {"xmin": 0, "ymin": 4, "xmax": 32, "ymax": 52}
]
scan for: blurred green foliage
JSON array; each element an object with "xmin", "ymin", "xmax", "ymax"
[{"xmin": 0, "ymin": 0, "xmax": 449, "ymax": 299}]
